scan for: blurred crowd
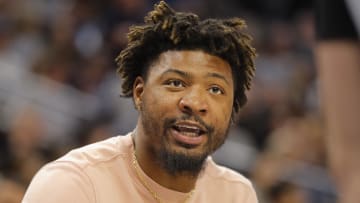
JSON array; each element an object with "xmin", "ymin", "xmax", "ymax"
[{"xmin": 0, "ymin": 0, "xmax": 337, "ymax": 202}]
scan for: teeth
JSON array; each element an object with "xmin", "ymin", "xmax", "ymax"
[
  {"xmin": 176, "ymin": 125, "xmax": 202, "ymax": 136},
  {"xmin": 181, "ymin": 131, "xmax": 199, "ymax": 137}
]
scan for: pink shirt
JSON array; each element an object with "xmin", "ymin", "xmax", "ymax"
[{"xmin": 23, "ymin": 133, "xmax": 258, "ymax": 203}]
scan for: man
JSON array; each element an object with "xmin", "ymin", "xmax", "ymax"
[{"xmin": 23, "ymin": 1, "xmax": 258, "ymax": 202}]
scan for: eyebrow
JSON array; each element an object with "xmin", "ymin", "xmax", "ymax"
[
  {"xmin": 161, "ymin": 69, "xmax": 192, "ymax": 79},
  {"xmin": 161, "ymin": 68, "xmax": 230, "ymax": 85},
  {"xmin": 206, "ymin": 72, "xmax": 230, "ymax": 85}
]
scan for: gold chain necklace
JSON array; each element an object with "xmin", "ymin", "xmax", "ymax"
[{"xmin": 131, "ymin": 151, "xmax": 195, "ymax": 203}]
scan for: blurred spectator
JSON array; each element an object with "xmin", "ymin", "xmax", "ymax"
[
  {"xmin": 75, "ymin": 114, "xmax": 113, "ymax": 147},
  {"xmin": 237, "ymin": 18, "xmax": 316, "ymax": 151},
  {"xmin": 268, "ymin": 181, "xmax": 307, "ymax": 203},
  {"xmin": 4, "ymin": 107, "xmax": 46, "ymax": 185},
  {"xmin": 0, "ymin": 178, "xmax": 25, "ymax": 203},
  {"xmin": 1, "ymin": 48, "xmax": 100, "ymax": 158},
  {"xmin": 212, "ymin": 125, "xmax": 258, "ymax": 175},
  {"xmin": 252, "ymin": 115, "xmax": 337, "ymax": 203}
]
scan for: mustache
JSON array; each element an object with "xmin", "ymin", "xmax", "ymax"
[{"xmin": 164, "ymin": 114, "xmax": 214, "ymax": 135}]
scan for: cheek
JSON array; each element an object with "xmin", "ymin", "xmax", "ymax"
[
  {"xmin": 219, "ymin": 81, "xmax": 234, "ymax": 120},
  {"xmin": 216, "ymin": 99, "xmax": 233, "ymax": 123},
  {"xmin": 143, "ymin": 88, "xmax": 179, "ymax": 117},
  {"xmin": 143, "ymin": 86, "xmax": 162, "ymax": 105}
]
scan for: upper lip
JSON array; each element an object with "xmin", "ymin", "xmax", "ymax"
[{"xmin": 173, "ymin": 121, "xmax": 207, "ymax": 134}]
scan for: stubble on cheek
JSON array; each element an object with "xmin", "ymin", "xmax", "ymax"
[
  {"xmin": 140, "ymin": 98, "xmax": 162, "ymax": 147},
  {"xmin": 207, "ymin": 111, "xmax": 232, "ymax": 154}
]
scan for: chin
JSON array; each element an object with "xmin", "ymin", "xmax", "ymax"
[{"xmin": 157, "ymin": 143, "xmax": 210, "ymax": 176}]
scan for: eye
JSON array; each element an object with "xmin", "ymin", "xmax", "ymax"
[
  {"xmin": 165, "ymin": 79, "xmax": 185, "ymax": 88},
  {"xmin": 209, "ymin": 86, "xmax": 224, "ymax": 95}
]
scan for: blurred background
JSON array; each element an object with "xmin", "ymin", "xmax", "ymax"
[{"xmin": 0, "ymin": 0, "xmax": 353, "ymax": 202}]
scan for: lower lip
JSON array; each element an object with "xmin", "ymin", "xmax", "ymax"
[{"xmin": 170, "ymin": 128, "xmax": 206, "ymax": 146}]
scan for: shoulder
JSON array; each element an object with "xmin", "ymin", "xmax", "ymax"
[
  {"xmin": 23, "ymin": 157, "xmax": 96, "ymax": 202},
  {"xmin": 23, "ymin": 133, "xmax": 133, "ymax": 203},
  {"xmin": 204, "ymin": 157, "xmax": 253, "ymax": 186},
  {"xmin": 56, "ymin": 133, "xmax": 132, "ymax": 168},
  {"xmin": 197, "ymin": 158, "xmax": 258, "ymax": 202}
]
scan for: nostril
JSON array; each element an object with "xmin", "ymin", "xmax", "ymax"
[{"xmin": 181, "ymin": 104, "xmax": 192, "ymax": 113}]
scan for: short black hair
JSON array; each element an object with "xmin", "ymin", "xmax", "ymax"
[{"xmin": 116, "ymin": 1, "xmax": 256, "ymax": 114}]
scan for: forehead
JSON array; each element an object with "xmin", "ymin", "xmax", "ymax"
[{"xmin": 148, "ymin": 50, "xmax": 233, "ymax": 79}]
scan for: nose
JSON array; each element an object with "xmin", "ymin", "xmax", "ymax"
[{"xmin": 179, "ymin": 88, "xmax": 208, "ymax": 115}]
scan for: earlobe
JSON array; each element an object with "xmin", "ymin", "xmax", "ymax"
[{"xmin": 133, "ymin": 77, "xmax": 145, "ymax": 110}]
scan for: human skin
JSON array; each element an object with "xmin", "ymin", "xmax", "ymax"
[
  {"xmin": 316, "ymin": 41, "xmax": 360, "ymax": 203},
  {"xmin": 132, "ymin": 50, "xmax": 235, "ymax": 192}
]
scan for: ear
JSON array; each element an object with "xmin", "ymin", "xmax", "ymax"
[{"xmin": 133, "ymin": 76, "xmax": 145, "ymax": 110}]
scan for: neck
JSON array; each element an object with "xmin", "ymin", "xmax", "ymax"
[{"xmin": 132, "ymin": 127, "xmax": 199, "ymax": 193}]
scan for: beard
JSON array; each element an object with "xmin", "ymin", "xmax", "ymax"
[
  {"xmin": 157, "ymin": 146, "xmax": 208, "ymax": 177},
  {"xmin": 140, "ymin": 102, "xmax": 231, "ymax": 177}
]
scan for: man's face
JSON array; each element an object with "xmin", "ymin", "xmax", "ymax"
[{"xmin": 134, "ymin": 50, "xmax": 234, "ymax": 175}]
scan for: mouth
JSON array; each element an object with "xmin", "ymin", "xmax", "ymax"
[{"xmin": 170, "ymin": 121, "xmax": 207, "ymax": 147}]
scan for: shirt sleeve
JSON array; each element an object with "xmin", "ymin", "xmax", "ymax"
[
  {"xmin": 245, "ymin": 184, "xmax": 259, "ymax": 203},
  {"xmin": 22, "ymin": 161, "xmax": 96, "ymax": 203}
]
